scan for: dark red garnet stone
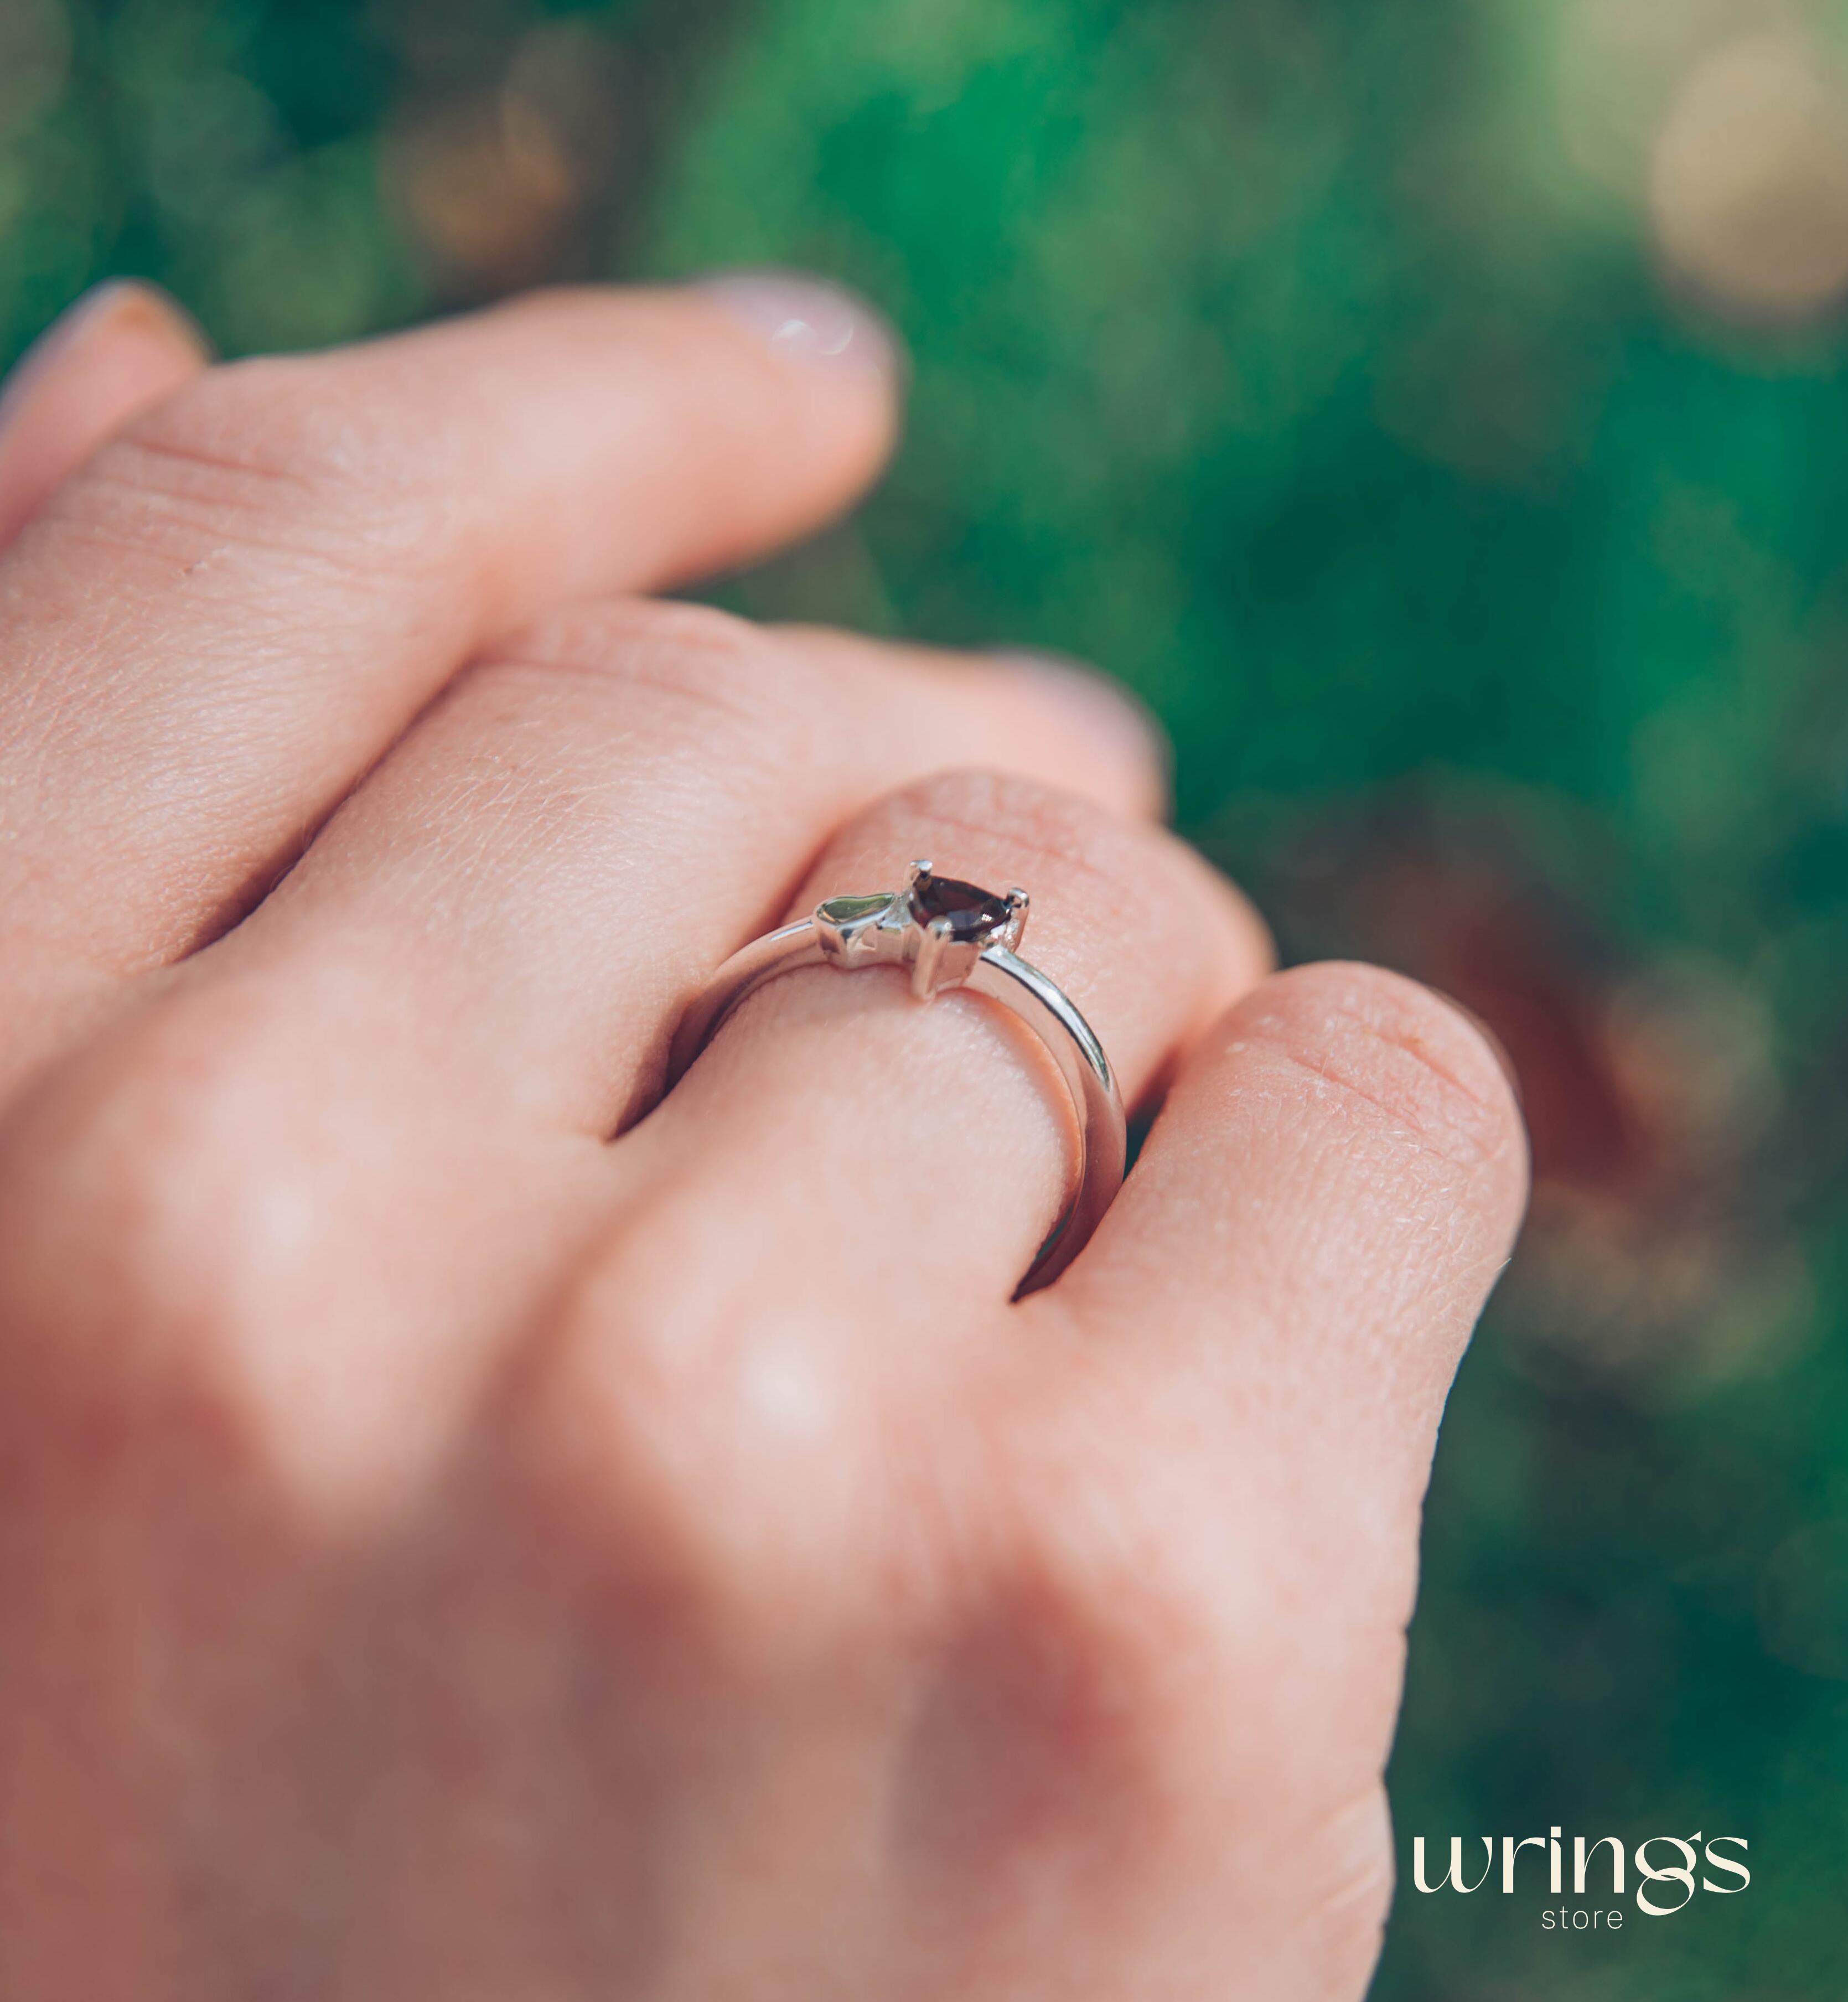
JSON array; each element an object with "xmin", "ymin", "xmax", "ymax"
[{"xmin": 907, "ymin": 870, "xmax": 1013, "ymax": 943}]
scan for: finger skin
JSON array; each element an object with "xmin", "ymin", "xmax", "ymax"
[
  {"xmin": 0, "ymin": 282, "xmax": 897, "ymax": 1093},
  {"xmin": 1047, "ymin": 960, "xmax": 1528, "ymax": 1510},
  {"xmin": 1034, "ymin": 959, "xmax": 1527, "ymax": 1900},
  {"xmin": 0, "ymin": 877, "xmax": 1452, "ymax": 1995},
  {"xmin": 0, "ymin": 281, "xmax": 1520, "ymax": 2000},
  {"xmin": 609, "ymin": 768, "xmax": 1274, "ymax": 1326},
  {"xmin": 778, "ymin": 628, "xmax": 1173, "ymax": 825},
  {"xmin": 978, "ymin": 962, "xmax": 1528, "ymax": 1996},
  {"xmin": 209, "ymin": 606, "xmax": 1171, "ymax": 1138},
  {"xmin": 1041, "ymin": 960, "xmax": 1527, "ymax": 1637},
  {"xmin": 0, "ymin": 281, "xmax": 210, "ymax": 549},
  {"xmin": 0, "ymin": 616, "xmax": 1173, "ymax": 1526}
]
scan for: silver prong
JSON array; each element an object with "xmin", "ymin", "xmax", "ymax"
[
  {"xmin": 912, "ymin": 915, "xmax": 951, "ymax": 999},
  {"xmin": 1006, "ymin": 887, "xmax": 1029, "ymax": 912},
  {"xmin": 907, "ymin": 858, "xmax": 933, "ymax": 887}
]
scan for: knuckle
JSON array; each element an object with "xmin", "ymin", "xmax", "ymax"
[
  {"xmin": 505, "ymin": 596, "xmax": 763, "ymax": 670},
  {"xmin": 49, "ymin": 358, "xmax": 446, "ymax": 580},
  {"xmin": 844, "ymin": 768, "xmax": 1169, "ymax": 940},
  {"xmin": 502, "ymin": 1208, "xmax": 888, "ymax": 1674},
  {"xmin": 872, "ymin": 767, "xmax": 1130, "ymax": 877},
  {"xmin": 850, "ymin": 765, "xmax": 1246, "ymax": 935},
  {"xmin": 467, "ymin": 600, "xmax": 847, "ymax": 776},
  {"xmin": 0, "ymin": 983, "xmax": 346, "ymax": 1458},
  {"xmin": 903, "ymin": 1428, "xmax": 1256, "ymax": 1869},
  {"xmin": 825, "ymin": 768, "xmax": 1256, "ymax": 1056},
  {"xmin": 907, "ymin": 1382, "xmax": 1405, "ymax": 1974},
  {"xmin": 1235, "ymin": 959, "xmax": 1528, "ymax": 1185}
]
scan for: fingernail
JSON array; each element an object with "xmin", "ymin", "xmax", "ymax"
[
  {"xmin": 0, "ymin": 280, "xmax": 211, "ymax": 432},
  {"xmin": 696, "ymin": 270, "xmax": 899, "ymax": 379},
  {"xmin": 989, "ymin": 647, "xmax": 1173, "ymax": 799}
]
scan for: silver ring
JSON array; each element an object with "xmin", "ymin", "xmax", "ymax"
[{"xmin": 666, "ymin": 861, "xmax": 1127, "ymax": 1291}]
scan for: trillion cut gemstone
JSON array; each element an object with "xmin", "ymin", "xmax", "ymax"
[
  {"xmin": 907, "ymin": 870, "xmax": 1014, "ymax": 943},
  {"xmin": 816, "ymin": 892, "xmax": 893, "ymax": 929}
]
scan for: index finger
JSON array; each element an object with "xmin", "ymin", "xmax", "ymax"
[{"xmin": 0, "ymin": 277, "xmax": 897, "ymax": 1087}]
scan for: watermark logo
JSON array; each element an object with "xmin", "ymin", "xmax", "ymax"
[{"xmin": 1410, "ymin": 1828, "xmax": 1749, "ymax": 1929}]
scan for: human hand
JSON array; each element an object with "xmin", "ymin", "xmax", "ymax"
[{"xmin": 0, "ymin": 275, "xmax": 1526, "ymax": 1999}]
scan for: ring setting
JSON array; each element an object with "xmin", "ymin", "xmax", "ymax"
[
  {"xmin": 817, "ymin": 861, "xmax": 1028, "ymax": 998},
  {"xmin": 667, "ymin": 860, "xmax": 1128, "ymax": 1291}
]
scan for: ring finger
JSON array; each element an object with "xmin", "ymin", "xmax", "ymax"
[{"xmin": 607, "ymin": 767, "xmax": 1272, "ymax": 1329}]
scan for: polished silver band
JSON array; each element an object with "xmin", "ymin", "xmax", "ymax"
[{"xmin": 666, "ymin": 862, "xmax": 1127, "ymax": 1290}]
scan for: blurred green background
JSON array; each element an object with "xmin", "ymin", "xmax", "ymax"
[{"xmin": 3, "ymin": 0, "xmax": 1845, "ymax": 1993}]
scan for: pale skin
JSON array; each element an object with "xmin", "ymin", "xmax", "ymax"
[{"xmin": 0, "ymin": 273, "xmax": 1528, "ymax": 1999}]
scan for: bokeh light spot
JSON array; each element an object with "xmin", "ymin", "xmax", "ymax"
[{"xmin": 1649, "ymin": 31, "xmax": 1848, "ymax": 322}]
